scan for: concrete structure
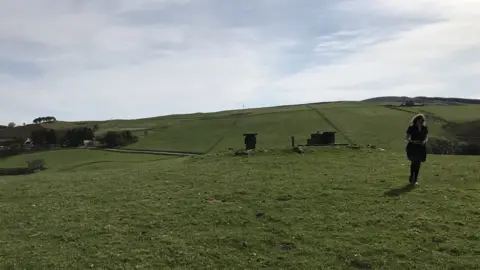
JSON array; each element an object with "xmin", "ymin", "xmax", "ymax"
[
  {"xmin": 243, "ymin": 133, "xmax": 258, "ymax": 150},
  {"xmin": 307, "ymin": 131, "xmax": 337, "ymax": 145}
]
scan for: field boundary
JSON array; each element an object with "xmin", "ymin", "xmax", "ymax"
[
  {"xmin": 305, "ymin": 105, "xmax": 354, "ymax": 144},
  {"xmin": 418, "ymin": 109, "xmax": 452, "ymax": 124},
  {"xmin": 60, "ymin": 157, "xmax": 172, "ymax": 171},
  {"xmin": 383, "ymin": 105, "xmax": 418, "ymax": 115},
  {"xmin": 205, "ymin": 114, "xmax": 244, "ymax": 154},
  {"xmin": 384, "ymin": 105, "xmax": 452, "ymax": 124},
  {"xmin": 89, "ymin": 147, "xmax": 202, "ymax": 156}
]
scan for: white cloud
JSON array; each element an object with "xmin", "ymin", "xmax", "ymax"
[
  {"xmin": 275, "ymin": 0, "xmax": 480, "ymax": 103},
  {"xmin": 0, "ymin": 0, "xmax": 479, "ymax": 124}
]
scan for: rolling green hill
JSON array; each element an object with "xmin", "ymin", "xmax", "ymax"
[
  {"xmin": 364, "ymin": 96, "xmax": 480, "ymax": 105},
  {"xmin": 395, "ymin": 105, "xmax": 480, "ymax": 123},
  {"xmin": 76, "ymin": 101, "xmax": 479, "ymax": 154}
]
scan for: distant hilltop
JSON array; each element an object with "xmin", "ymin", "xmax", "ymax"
[{"xmin": 363, "ymin": 96, "xmax": 480, "ymax": 105}]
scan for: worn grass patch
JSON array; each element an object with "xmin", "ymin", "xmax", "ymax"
[{"xmin": 0, "ymin": 148, "xmax": 479, "ymax": 269}]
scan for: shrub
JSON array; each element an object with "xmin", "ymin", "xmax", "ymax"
[
  {"xmin": 104, "ymin": 131, "xmax": 123, "ymax": 147},
  {"xmin": 45, "ymin": 129, "xmax": 57, "ymax": 145},
  {"xmin": 63, "ymin": 127, "xmax": 94, "ymax": 147},
  {"xmin": 31, "ymin": 130, "xmax": 48, "ymax": 145},
  {"xmin": 427, "ymin": 137, "xmax": 480, "ymax": 155},
  {"xmin": 103, "ymin": 130, "xmax": 137, "ymax": 148},
  {"xmin": 456, "ymin": 142, "xmax": 480, "ymax": 155},
  {"xmin": 427, "ymin": 137, "xmax": 456, "ymax": 155},
  {"xmin": 95, "ymin": 136, "xmax": 106, "ymax": 144}
]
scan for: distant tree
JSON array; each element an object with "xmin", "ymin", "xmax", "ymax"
[
  {"xmin": 104, "ymin": 131, "xmax": 126, "ymax": 148},
  {"xmin": 103, "ymin": 130, "xmax": 137, "ymax": 147},
  {"xmin": 7, "ymin": 122, "xmax": 16, "ymax": 128},
  {"xmin": 45, "ymin": 116, "xmax": 56, "ymax": 123},
  {"xmin": 33, "ymin": 116, "xmax": 57, "ymax": 124},
  {"xmin": 61, "ymin": 127, "xmax": 94, "ymax": 147},
  {"xmin": 92, "ymin": 124, "xmax": 100, "ymax": 131}
]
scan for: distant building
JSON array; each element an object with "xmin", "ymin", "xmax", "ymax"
[
  {"xmin": 400, "ymin": 100, "xmax": 425, "ymax": 107},
  {"xmin": 24, "ymin": 138, "xmax": 34, "ymax": 149}
]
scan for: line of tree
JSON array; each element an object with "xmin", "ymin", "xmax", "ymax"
[
  {"xmin": 33, "ymin": 116, "xmax": 57, "ymax": 124},
  {"xmin": 31, "ymin": 127, "xmax": 94, "ymax": 147}
]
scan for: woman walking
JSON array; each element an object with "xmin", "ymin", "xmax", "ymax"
[{"xmin": 406, "ymin": 114, "xmax": 429, "ymax": 184}]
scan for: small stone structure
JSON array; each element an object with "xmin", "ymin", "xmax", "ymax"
[
  {"xmin": 243, "ymin": 133, "xmax": 257, "ymax": 150},
  {"xmin": 27, "ymin": 159, "xmax": 46, "ymax": 172},
  {"xmin": 307, "ymin": 131, "xmax": 336, "ymax": 146},
  {"xmin": 400, "ymin": 100, "xmax": 424, "ymax": 107}
]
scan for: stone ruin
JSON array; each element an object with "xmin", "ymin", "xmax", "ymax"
[
  {"xmin": 27, "ymin": 159, "xmax": 46, "ymax": 172},
  {"xmin": 306, "ymin": 131, "xmax": 336, "ymax": 146}
]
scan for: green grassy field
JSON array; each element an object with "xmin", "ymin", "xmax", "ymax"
[
  {"xmin": 309, "ymin": 105, "xmax": 448, "ymax": 151},
  {"xmin": 402, "ymin": 105, "xmax": 480, "ymax": 123},
  {"xmin": 1, "ymin": 101, "xmax": 480, "ymax": 269},
  {"xmin": 129, "ymin": 117, "xmax": 237, "ymax": 153},
  {"xmin": 0, "ymin": 148, "xmax": 479, "ymax": 269},
  {"xmin": 0, "ymin": 149, "xmax": 172, "ymax": 172}
]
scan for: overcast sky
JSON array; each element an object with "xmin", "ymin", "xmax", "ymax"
[{"xmin": 1, "ymin": 0, "xmax": 479, "ymax": 124}]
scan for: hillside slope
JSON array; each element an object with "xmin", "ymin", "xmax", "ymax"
[
  {"xmin": 86, "ymin": 102, "xmax": 474, "ymax": 153},
  {"xmin": 364, "ymin": 96, "xmax": 480, "ymax": 105},
  {"xmin": 7, "ymin": 101, "xmax": 476, "ymax": 154}
]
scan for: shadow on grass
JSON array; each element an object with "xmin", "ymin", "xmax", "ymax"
[
  {"xmin": 384, "ymin": 184, "xmax": 416, "ymax": 197},
  {"xmin": 0, "ymin": 167, "xmax": 39, "ymax": 176}
]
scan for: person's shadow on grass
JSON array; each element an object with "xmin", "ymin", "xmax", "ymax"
[{"xmin": 384, "ymin": 184, "xmax": 416, "ymax": 197}]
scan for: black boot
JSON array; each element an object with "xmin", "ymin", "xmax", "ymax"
[
  {"xmin": 409, "ymin": 163, "xmax": 416, "ymax": 184},
  {"xmin": 413, "ymin": 162, "xmax": 421, "ymax": 184},
  {"xmin": 409, "ymin": 175, "xmax": 414, "ymax": 184}
]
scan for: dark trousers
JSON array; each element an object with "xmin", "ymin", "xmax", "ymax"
[{"xmin": 410, "ymin": 161, "xmax": 421, "ymax": 181}]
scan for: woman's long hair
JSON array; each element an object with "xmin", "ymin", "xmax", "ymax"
[{"xmin": 411, "ymin": 114, "xmax": 426, "ymax": 125}]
